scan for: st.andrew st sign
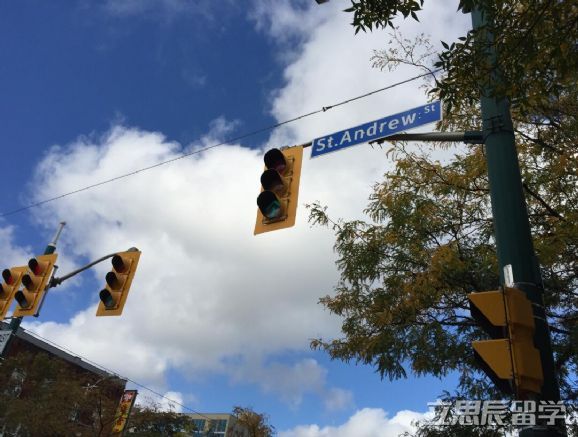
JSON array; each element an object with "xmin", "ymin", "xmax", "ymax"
[{"xmin": 311, "ymin": 101, "xmax": 442, "ymax": 158}]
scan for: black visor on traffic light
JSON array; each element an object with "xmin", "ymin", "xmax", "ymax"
[
  {"xmin": 264, "ymin": 148, "xmax": 287, "ymax": 174},
  {"xmin": 2, "ymin": 269, "xmax": 13, "ymax": 285},
  {"xmin": 99, "ymin": 289, "xmax": 116, "ymax": 309},
  {"xmin": 260, "ymin": 169, "xmax": 285, "ymax": 193}
]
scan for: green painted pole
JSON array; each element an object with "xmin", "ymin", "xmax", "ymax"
[{"xmin": 470, "ymin": 8, "xmax": 565, "ymax": 437}]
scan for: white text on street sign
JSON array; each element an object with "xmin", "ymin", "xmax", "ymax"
[{"xmin": 311, "ymin": 101, "xmax": 442, "ymax": 158}]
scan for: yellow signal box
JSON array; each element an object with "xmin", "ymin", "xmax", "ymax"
[
  {"xmin": 13, "ymin": 254, "xmax": 58, "ymax": 317},
  {"xmin": 0, "ymin": 266, "xmax": 27, "ymax": 320},
  {"xmin": 96, "ymin": 248, "xmax": 141, "ymax": 317},
  {"xmin": 469, "ymin": 286, "xmax": 543, "ymax": 396},
  {"xmin": 254, "ymin": 146, "xmax": 303, "ymax": 235}
]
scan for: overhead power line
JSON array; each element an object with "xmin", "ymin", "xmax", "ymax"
[
  {"xmin": 0, "ymin": 69, "xmax": 440, "ymax": 218},
  {"xmin": 21, "ymin": 326, "xmax": 214, "ymax": 421}
]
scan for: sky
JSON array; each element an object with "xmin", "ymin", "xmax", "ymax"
[{"xmin": 0, "ymin": 1, "xmax": 472, "ymax": 434}]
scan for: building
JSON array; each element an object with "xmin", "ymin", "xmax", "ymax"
[
  {"xmin": 0, "ymin": 321, "xmax": 127, "ymax": 435},
  {"xmin": 124, "ymin": 412, "xmax": 250, "ymax": 436},
  {"xmin": 186, "ymin": 413, "xmax": 249, "ymax": 437}
]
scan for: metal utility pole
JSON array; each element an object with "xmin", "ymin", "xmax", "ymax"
[{"xmin": 470, "ymin": 7, "xmax": 564, "ymax": 437}]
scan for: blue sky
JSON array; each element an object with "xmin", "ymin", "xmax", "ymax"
[{"xmin": 0, "ymin": 1, "xmax": 472, "ymax": 435}]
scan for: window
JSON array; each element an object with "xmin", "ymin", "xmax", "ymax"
[
  {"xmin": 192, "ymin": 419, "xmax": 206, "ymax": 436},
  {"xmin": 7, "ymin": 369, "xmax": 25, "ymax": 397},
  {"xmin": 68, "ymin": 402, "xmax": 81, "ymax": 422},
  {"xmin": 207, "ymin": 419, "xmax": 228, "ymax": 436}
]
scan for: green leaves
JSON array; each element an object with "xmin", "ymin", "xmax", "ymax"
[
  {"xmin": 232, "ymin": 406, "xmax": 275, "ymax": 437},
  {"xmin": 308, "ymin": 142, "xmax": 499, "ymax": 381},
  {"xmin": 313, "ymin": 0, "xmax": 578, "ymax": 408},
  {"xmin": 346, "ymin": 0, "xmax": 423, "ymax": 34}
]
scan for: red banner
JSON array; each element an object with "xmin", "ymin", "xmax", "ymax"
[{"xmin": 111, "ymin": 389, "xmax": 138, "ymax": 434}]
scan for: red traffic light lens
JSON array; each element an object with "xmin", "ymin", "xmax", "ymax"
[
  {"xmin": 2, "ymin": 269, "xmax": 14, "ymax": 285},
  {"xmin": 111, "ymin": 255, "xmax": 128, "ymax": 273},
  {"xmin": 264, "ymin": 148, "xmax": 287, "ymax": 175},
  {"xmin": 28, "ymin": 258, "xmax": 42, "ymax": 275}
]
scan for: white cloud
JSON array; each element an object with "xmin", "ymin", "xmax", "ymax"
[
  {"xmin": 230, "ymin": 357, "xmax": 353, "ymax": 411},
  {"xmin": 159, "ymin": 391, "xmax": 185, "ymax": 413},
  {"xmin": 279, "ymin": 408, "xmax": 428, "ymax": 437},
  {"xmin": 181, "ymin": 69, "xmax": 207, "ymax": 89},
  {"xmin": 324, "ymin": 387, "xmax": 354, "ymax": 412},
  {"xmin": 135, "ymin": 390, "xmax": 191, "ymax": 413},
  {"xmin": 249, "ymin": 0, "xmax": 328, "ymax": 52},
  {"xmin": 22, "ymin": 123, "xmax": 342, "ymax": 390},
  {"xmin": 0, "ymin": 224, "xmax": 32, "ymax": 268},
  {"xmin": 14, "ymin": 0, "xmax": 472, "ymax": 410}
]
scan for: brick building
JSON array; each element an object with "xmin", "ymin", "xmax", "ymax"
[{"xmin": 0, "ymin": 321, "xmax": 126, "ymax": 435}]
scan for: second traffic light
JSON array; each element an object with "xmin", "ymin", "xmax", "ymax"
[
  {"xmin": 0, "ymin": 266, "xmax": 27, "ymax": 320},
  {"xmin": 13, "ymin": 254, "xmax": 58, "ymax": 317},
  {"xmin": 96, "ymin": 248, "xmax": 141, "ymax": 317},
  {"xmin": 254, "ymin": 146, "xmax": 303, "ymax": 235},
  {"xmin": 469, "ymin": 285, "xmax": 543, "ymax": 396}
]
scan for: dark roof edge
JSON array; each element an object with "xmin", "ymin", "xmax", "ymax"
[{"xmin": 1, "ymin": 322, "xmax": 126, "ymax": 384}]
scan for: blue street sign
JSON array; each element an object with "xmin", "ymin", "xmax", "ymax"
[{"xmin": 311, "ymin": 101, "xmax": 442, "ymax": 158}]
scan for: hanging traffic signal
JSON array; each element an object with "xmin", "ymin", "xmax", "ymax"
[
  {"xmin": 0, "ymin": 266, "xmax": 27, "ymax": 320},
  {"xmin": 469, "ymin": 285, "xmax": 543, "ymax": 396},
  {"xmin": 13, "ymin": 254, "xmax": 58, "ymax": 317},
  {"xmin": 254, "ymin": 146, "xmax": 303, "ymax": 235},
  {"xmin": 96, "ymin": 248, "xmax": 141, "ymax": 316}
]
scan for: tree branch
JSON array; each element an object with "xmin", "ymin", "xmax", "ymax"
[{"xmin": 522, "ymin": 183, "xmax": 565, "ymax": 220}]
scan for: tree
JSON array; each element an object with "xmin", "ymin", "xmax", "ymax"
[
  {"xmin": 124, "ymin": 399, "xmax": 193, "ymax": 436},
  {"xmin": 345, "ymin": 0, "xmax": 577, "ymax": 116},
  {"xmin": 0, "ymin": 351, "xmax": 121, "ymax": 436},
  {"xmin": 308, "ymin": 0, "xmax": 578, "ymax": 423},
  {"xmin": 232, "ymin": 406, "xmax": 275, "ymax": 437}
]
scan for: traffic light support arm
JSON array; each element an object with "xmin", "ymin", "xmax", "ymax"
[
  {"xmin": 369, "ymin": 131, "xmax": 484, "ymax": 145},
  {"xmin": 295, "ymin": 131, "xmax": 484, "ymax": 150},
  {"xmin": 50, "ymin": 253, "xmax": 117, "ymax": 288},
  {"xmin": 30, "ymin": 253, "xmax": 127, "ymax": 317}
]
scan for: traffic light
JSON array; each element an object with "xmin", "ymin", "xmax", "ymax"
[
  {"xmin": 254, "ymin": 146, "xmax": 303, "ymax": 235},
  {"xmin": 469, "ymin": 285, "xmax": 543, "ymax": 396},
  {"xmin": 96, "ymin": 248, "xmax": 141, "ymax": 316},
  {"xmin": 13, "ymin": 254, "xmax": 58, "ymax": 317},
  {"xmin": 0, "ymin": 266, "xmax": 27, "ymax": 320}
]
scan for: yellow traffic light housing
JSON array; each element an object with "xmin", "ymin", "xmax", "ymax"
[
  {"xmin": 469, "ymin": 286, "xmax": 543, "ymax": 396},
  {"xmin": 254, "ymin": 146, "xmax": 303, "ymax": 235},
  {"xmin": 0, "ymin": 266, "xmax": 27, "ymax": 320},
  {"xmin": 13, "ymin": 254, "xmax": 58, "ymax": 317},
  {"xmin": 96, "ymin": 248, "xmax": 141, "ymax": 316}
]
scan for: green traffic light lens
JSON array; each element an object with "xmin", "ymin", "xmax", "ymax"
[
  {"xmin": 99, "ymin": 289, "xmax": 115, "ymax": 309},
  {"xmin": 257, "ymin": 191, "xmax": 283, "ymax": 220},
  {"xmin": 264, "ymin": 200, "xmax": 282, "ymax": 219},
  {"xmin": 15, "ymin": 291, "xmax": 29, "ymax": 308}
]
